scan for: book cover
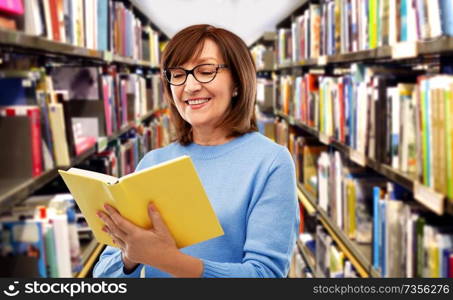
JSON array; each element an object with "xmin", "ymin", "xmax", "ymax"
[
  {"xmin": 369, "ymin": 0, "xmax": 378, "ymax": 48},
  {"xmin": 447, "ymin": 82, "xmax": 453, "ymax": 200},
  {"xmin": 48, "ymin": 0, "xmax": 61, "ymax": 41},
  {"xmin": 427, "ymin": 0, "xmax": 442, "ymax": 38},
  {"xmin": 48, "ymin": 103, "xmax": 71, "ymax": 166},
  {"xmin": 24, "ymin": 0, "xmax": 44, "ymax": 36},
  {"xmin": 315, "ymin": 225, "xmax": 331, "ymax": 277},
  {"xmin": 42, "ymin": 0, "xmax": 53, "ymax": 40},
  {"xmin": 0, "ymin": 106, "xmax": 43, "ymax": 177},
  {"xmin": 449, "ymin": 253, "xmax": 453, "ymax": 278},
  {"xmin": 379, "ymin": 198, "xmax": 387, "ymax": 276},
  {"xmin": 97, "ymin": 0, "xmax": 109, "ymax": 51},
  {"xmin": 440, "ymin": 0, "xmax": 453, "ymax": 36},
  {"xmin": 372, "ymin": 186, "xmax": 382, "ymax": 272},
  {"xmin": 0, "ymin": 77, "xmax": 37, "ymax": 106},
  {"xmin": 416, "ymin": 216, "xmax": 426, "ymax": 277},
  {"xmin": 386, "ymin": 199, "xmax": 405, "ymax": 277},
  {"xmin": 0, "ymin": 220, "xmax": 47, "ymax": 277},
  {"xmin": 0, "ymin": 0, "xmax": 24, "ymax": 15},
  {"xmin": 58, "ymin": 156, "xmax": 224, "ymax": 248},
  {"xmin": 50, "ymin": 67, "xmax": 100, "ymax": 101}
]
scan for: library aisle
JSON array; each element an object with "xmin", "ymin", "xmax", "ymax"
[{"xmin": 0, "ymin": 0, "xmax": 453, "ymax": 279}]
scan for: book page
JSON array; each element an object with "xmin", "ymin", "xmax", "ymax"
[{"xmin": 66, "ymin": 168, "xmax": 118, "ymax": 185}]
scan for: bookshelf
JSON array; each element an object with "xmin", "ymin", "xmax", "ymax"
[
  {"xmin": 276, "ymin": 110, "xmax": 450, "ymax": 216},
  {"xmin": 0, "ymin": 28, "xmax": 163, "ymax": 69},
  {"xmin": 274, "ymin": 36, "xmax": 453, "ymax": 69},
  {"xmin": 255, "ymin": 0, "xmax": 453, "ymax": 278},
  {"xmin": 296, "ymin": 240, "xmax": 321, "ymax": 277},
  {"xmin": 0, "ymin": 109, "xmax": 164, "ymax": 215},
  {"xmin": 0, "ymin": 28, "xmax": 103, "ymax": 60},
  {"xmin": 0, "ymin": 0, "xmax": 170, "ymax": 278}
]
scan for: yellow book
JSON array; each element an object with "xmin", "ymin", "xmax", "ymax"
[
  {"xmin": 346, "ymin": 179, "xmax": 356, "ymax": 239},
  {"xmin": 58, "ymin": 155, "xmax": 224, "ymax": 248}
]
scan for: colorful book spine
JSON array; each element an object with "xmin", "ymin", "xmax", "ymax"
[
  {"xmin": 440, "ymin": 0, "xmax": 453, "ymax": 36},
  {"xmin": 373, "ymin": 186, "xmax": 381, "ymax": 271},
  {"xmin": 3, "ymin": 106, "xmax": 43, "ymax": 177}
]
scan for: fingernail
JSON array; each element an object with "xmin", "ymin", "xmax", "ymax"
[
  {"xmin": 149, "ymin": 203, "xmax": 155, "ymax": 212},
  {"xmin": 102, "ymin": 226, "xmax": 109, "ymax": 233},
  {"xmin": 104, "ymin": 204, "xmax": 111, "ymax": 212}
]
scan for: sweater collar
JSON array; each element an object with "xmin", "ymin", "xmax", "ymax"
[{"xmin": 178, "ymin": 132, "xmax": 258, "ymax": 160}]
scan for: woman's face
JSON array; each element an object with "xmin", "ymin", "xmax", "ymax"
[{"xmin": 170, "ymin": 39, "xmax": 235, "ymax": 130}]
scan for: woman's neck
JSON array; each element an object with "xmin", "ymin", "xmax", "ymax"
[{"xmin": 192, "ymin": 126, "xmax": 233, "ymax": 146}]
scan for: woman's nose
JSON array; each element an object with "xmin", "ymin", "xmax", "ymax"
[{"xmin": 184, "ymin": 73, "xmax": 202, "ymax": 93}]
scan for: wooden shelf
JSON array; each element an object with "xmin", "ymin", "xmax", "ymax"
[
  {"xmin": 73, "ymin": 238, "xmax": 99, "ymax": 278},
  {"xmin": 75, "ymin": 242, "xmax": 105, "ymax": 278},
  {"xmin": 297, "ymin": 183, "xmax": 380, "ymax": 278},
  {"xmin": 0, "ymin": 29, "xmax": 159, "ymax": 69},
  {"xmin": 0, "ymin": 110, "xmax": 164, "ymax": 214},
  {"xmin": 0, "ymin": 169, "xmax": 58, "ymax": 215},
  {"xmin": 296, "ymin": 240, "xmax": 321, "ymax": 278},
  {"xmin": 256, "ymin": 68, "xmax": 276, "ymax": 72},
  {"xmin": 0, "ymin": 28, "xmax": 103, "ymax": 60}
]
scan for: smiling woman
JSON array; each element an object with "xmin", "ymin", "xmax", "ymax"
[{"xmin": 93, "ymin": 24, "xmax": 299, "ymax": 278}]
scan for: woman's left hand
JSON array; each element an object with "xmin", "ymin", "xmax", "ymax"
[{"xmin": 97, "ymin": 203, "xmax": 178, "ymax": 270}]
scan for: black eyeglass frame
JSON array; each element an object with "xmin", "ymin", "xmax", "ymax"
[{"xmin": 163, "ymin": 64, "xmax": 229, "ymax": 86}]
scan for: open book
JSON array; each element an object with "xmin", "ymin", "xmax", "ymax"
[{"xmin": 58, "ymin": 155, "xmax": 224, "ymax": 248}]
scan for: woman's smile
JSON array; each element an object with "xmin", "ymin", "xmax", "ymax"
[{"xmin": 184, "ymin": 97, "xmax": 213, "ymax": 109}]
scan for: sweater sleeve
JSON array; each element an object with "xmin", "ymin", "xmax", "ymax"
[
  {"xmin": 92, "ymin": 151, "xmax": 156, "ymax": 278},
  {"xmin": 92, "ymin": 246, "xmax": 142, "ymax": 278},
  {"xmin": 201, "ymin": 147, "xmax": 300, "ymax": 277}
]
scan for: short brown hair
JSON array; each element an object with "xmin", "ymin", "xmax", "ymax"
[{"xmin": 160, "ymin": 24, "xmax": 258, "ymax": 146}]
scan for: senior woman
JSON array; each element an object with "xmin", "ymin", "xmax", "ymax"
[{"xmin": 93, "ymin": 24, "xmax": 299, "ymax": 278}]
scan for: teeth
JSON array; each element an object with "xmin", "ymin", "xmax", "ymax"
[{"xmin": 187, "ymin": 98, "xmax": 210, "ymax": 105}]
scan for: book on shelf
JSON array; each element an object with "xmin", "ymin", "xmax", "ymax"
[
  {"xmin": 256, "ymin": 77, "xmax": 275, "ymax": 112},
  {"xmin": 291, "ymin": 251, "xmax": 312, "ymax": 278},
  {"xmin": 0, "ymin": 105, "xmax": 44, "ymax": 178},
  {"xmin": 250, "ymin": 44, "xmax": 275, "ymax": 71},
  {"xmin": 315, "ymin": 225, "xmax": 332, "ymax": 277},
  {"xmin": 0, "ymin": 0, "xmax": 24, "ymax": 31},
  {"xmin": 58, "ymin": 155, "xmax": 224, "ymax": 249},
  {"xmin": 256, "ymin": 111, "xmax": 277, "ymax": 142},
  {"xmin": 51, "ymin": 67, "xmax": 101, "ymax": 101}
]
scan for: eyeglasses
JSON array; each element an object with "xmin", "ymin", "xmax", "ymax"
[{"xmin": 164, "ymin": 64, "xmax": 228, "ymax": 86}]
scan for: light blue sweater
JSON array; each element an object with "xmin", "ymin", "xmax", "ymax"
[{"xmin": 93, "ymin": 132, "xmax": 299, "ymax": 278}]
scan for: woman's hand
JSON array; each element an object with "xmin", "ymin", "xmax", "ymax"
[{"xmin": 97, "ymin": 203, "xmax": 178, "ymax": 272}]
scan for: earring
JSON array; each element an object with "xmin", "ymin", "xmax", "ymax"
[{"xmin": 232, "ymin": 89, "xmax": 238, "ymax": 97}]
